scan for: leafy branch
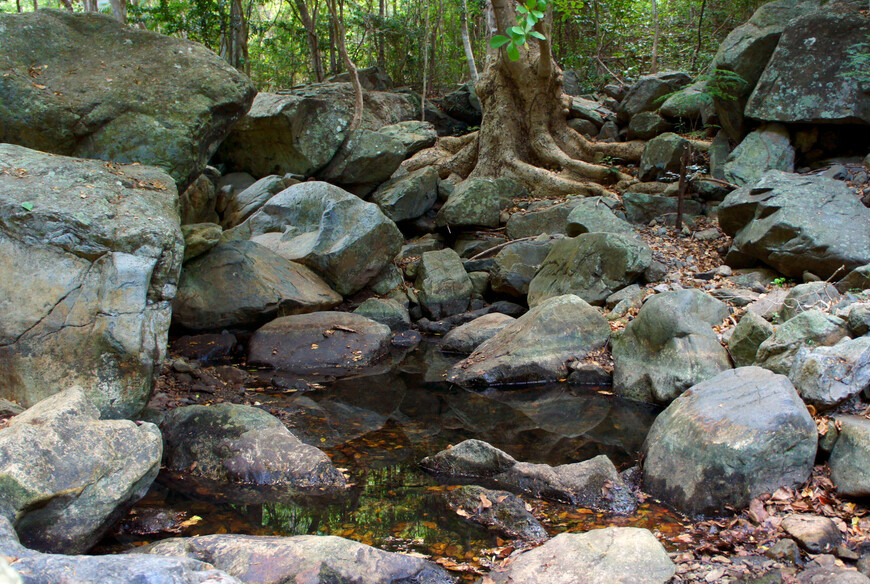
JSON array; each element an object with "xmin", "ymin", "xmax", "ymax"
[{"xmin": 490, "ymin": 0, "xmax": 548, "ymax": 61}]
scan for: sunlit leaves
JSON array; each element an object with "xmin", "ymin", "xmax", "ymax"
[{"xmin": 488, "ymin": 0, "xmax": 548, "ymax": 61}]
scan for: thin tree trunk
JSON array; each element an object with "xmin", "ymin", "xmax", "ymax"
[
  {"xmin": 16, "ymin": 0, "xmax": 21, "ymax": 12},
  {"xmin": 676, "ymin": 146, "xmax": 689, "ymax": 231},
  {"xmin": 293, "ymin": 0, "xmax": 325, "ymax": 82},
  {"xmin": 377, "ymin": 0, "xmax": 386, "ymax": 70},
  {"xmin": 460, "ymin": 0, "xmax": 479, "ymax": 82},
  {"xmin": 58, "ymin": 0, "xmax": 73, "ymax": 10},
  {"xmin": 650, "ymin": 0, "xmax": 660, "ymax": 73},
  {"xmin": 32, "ymin": 0, "xmax": 37, "ymax": 11},
  {"xmin": 328, "ymin": 12, "xmax": 339, "ymax": 74},
  {"xmin": 327, "ymin": 0, "xmax": 362, "ymax": 134},
  {"xmin": 691, "ymin": 0, "xmax": 707, "ymax": 73},
  {"xmin": 421, "ymin": 1, "xmax": 429, "ymax": 121},
  {"xmin": 109, "ymin": 0, "xmax": 127, "ymax": 24}
]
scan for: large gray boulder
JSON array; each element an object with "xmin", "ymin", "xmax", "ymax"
[
  {"xmin": 622, "ymin": 191, "xmax": 703, "ymax": 225},
  {"xmin": 779, "ymin": 282, "xmax": 843, "ymax": 322},
  {"xmin": 638, "ymin": 133, "xmax": 689, "ymax": 181},
  {"xmin": 617, "ymin": 71, "xmax": 692, "ymax": 123},
  {"xmin": 613, "ymin": 290, "xmax": 732, "ymax": 404},
  {"xmin": 317, "ymin": 129, "xmax": 406, "ymax": 193},
  {"xmin": 415, "ymin": 249, "xmax": 473, "ymax": 320},
  {"xmin": 435, "ymin": 177, "xmax": 527, "ymax": 228},
  {"xmin": 447, "ymin": 295, "xmax": 610, "ymax": 387},
  {"xmin": 161, "ymin": 404, "xmax": 347, "ymax": 496},
  {"xmin": 0, "ymin": 144, "xmax": 183, "ymax": 418},
  {"xmin": 723, "ymin": 124, "xmax": 795, "ymax": 186},
  {"xmin": 506, "ymin": 198, "xmax": 586, "ymax": 239},
  {"xmin": 719, "ymin": 171, "xmax": 870, "ymax": 279},
  {"xmin": 223, "ymin": 182, "xmax": 402, "ymax": 295},
  {"xmin": 377, "ymin": 120, "xmax": 438, "ymax": 157},
  {"xmin": 440, "ymin": 313, "xmax": 516, "ymax": 354},
  {"xmin": 0, "ymin": 10, "xmax": 255, "ymax": 191},
  {"xmin": 527, "ymin": 233, "xmax": 652, "ymax": 307},
  {"xmin": 247, "ymin": 312, "xmax": 392, "ymax": 376},
  {"xmin": 754, "ymin": 310, "xmax": 849, "ymax": 375},
  {"xmin": 137, "ymin": 534, "xmax": 455, "ymax": 584},
  {"xmin": 173, "ymin": 241, "xmax": 341, "ymax": 330},
  {"xmin": 789, "ymin": 336, "xmax": 870, "ymax": 408},
  {"xmin": 565, "ymin": 197, "xmax": 636, "ymax": 237},
  {"xmin": 0, "ymin": 389, "xmax": 161, "ymax": 554},
  {"xmin": 728, "ymin": 310, "xmax": 775, "ymax": 367},
  {"xmin": 484, "ymin": 528, "xmax": 675, "ymax": 584},
  {"xmin": 220, "ymin": 175, "xmax": 287, "ymax": 229},
  {"xmin": 745, "ymin": 2, "xmax": 870, "ymax": 125},
  {"xmin": 215, "ymin": 85, "xmax": 416, "ymax": 178},
  {"xmin": 643, "ymin": 367, "xmax": 817, "ymax": 516},
  {"xmin": 371, "ymin": 166, "xmax": 439, "ymax": 222},
  {"xmin": 829, "ymin": 415, "xmax": 870, "ymax": 497},
  {"xmin": 490, "ymin": 236, "xmax": 561, "ymax": 297}
]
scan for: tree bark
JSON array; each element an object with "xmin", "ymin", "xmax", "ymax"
[
  {"xmin": 405, "ymin": 0, "xmax": 643, "ymax": 197},
  {"xmin": 421, "ymin": 0, "xmax": 430, "ymax": 121},
  {"xmin": 109, "ymin": 0, "xmax": 127, "ymax": 24},
  {"xmin": 691, "ymin": 0, "xmax": 707, "ymax": 73},
  {"xmin": 460, "ymin": 0, "xmax": 479, "ymax": 82},
  {"xmin": 650, "ymin": 0, "xmax": 660, "ymax": 73},
  {"xmin": 377, "ymin": 0, "xmax": 386, "ymax": 70},
  {"xmin": 326, "ymin": 0, "xmax": 362, "ymax": 134},
  {"xmin": 293, "ymin": 0, "xmax": 325, "ymax": 82}
]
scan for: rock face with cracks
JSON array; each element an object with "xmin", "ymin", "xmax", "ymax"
[
  {"xmin": 643, "ymin": 367, "xmax": 817, "ymax": 516},
  {"xmin": 0, "ymin": 144, "xmax": 183, "ymax": 418},
  {"xmin": 0, "ymin": 10, "xmax": 255, "ymax": 191}
]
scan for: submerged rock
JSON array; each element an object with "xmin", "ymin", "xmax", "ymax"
[
  {"xmin": 161, "ymin": 403, "xmax": 347, "ymax": 495},
  {"xmin": 484, "ymin": 528, "xmax": 675, "ymax": 584},
  {"xmin": 612, "ymin": 290, "xmax": 732, "ymax": 404},
  {"xmin": 448, "ymin": 295, "xmax": 610, "ymax": 387},
  {"xmin": 0, "ymin": 389, "xmax": 161, "ymax": 554},
  {"xmin": 248, "ymin": 312, "xmax": 392, "ymax": 376},
  {"xmin": 137, "ymin": 534, "xmax": 455, "ymax": 584},
  {"xmin": 643, "ymin": 367, "xmax": 817, "ymax": 516},
  {"xmin": 0, "ymin": 144, "xmax": 183, "ymax": 418},
  {"xmin": 443, "ymin": 485, "xmax": 547, "ymax": 544},
  {"xmin": 173, "ymin": 241, "xmax": 341, "ymax": 330},
  {"xmin": 0, "ymin": 10, "xmax": 255, "ymax": 191}
]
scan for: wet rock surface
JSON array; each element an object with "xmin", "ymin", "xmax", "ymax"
[{"xmin": 442, "ymin": 485, "xmax": 547, "ymax": 544}]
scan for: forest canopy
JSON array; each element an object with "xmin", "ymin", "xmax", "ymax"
[{"xmin": 2, "ymin": 0, "xmax": 775, "ymax": 93}]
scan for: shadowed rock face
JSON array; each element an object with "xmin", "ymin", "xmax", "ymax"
[
  {"xmin": 0, "ymin": 144, "xmax": 183, "ymax": 418},
  {"xmin": 0, "ymin": 10, "xmax": 255, "ymax": 191}
]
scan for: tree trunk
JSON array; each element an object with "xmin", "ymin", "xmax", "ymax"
[
  {"xmin": 421, "ymin": 1, "xmax": 430, "ymax": 120},
  {"xmin": 650, "ymin": 0, "xmax": 660, "ymax": 73},
  {"xmin": 406, "ymin": 0, "xmax": 643, "ymax": 197},
  {"xmin": 377, "ymin": 0, "xmax": 386, "ymax": 70},
  {"xmin": 16, "ymin": 0, "xmax": 21, "ymax": 13},
  {"xmin": 327, "ymin": 0, "xmax": 362, "ymax": 134},
  {"xmin": 109, "ymin": 0, "xmax": 127, "ymax": 24},
  {"xmin": 293, "ymin": 0, "xmax": 325, "ymax": 82},
  {"xmin": 460, "ymin": 0, "xmax": 479, "ymax": 83},
  {"xmin": 32, "ymin": 0, "xmax": 37, "ymax": 10},
  {"xmin": 691, "ymin": 0, "xmax": 707, "ymax": 73}
]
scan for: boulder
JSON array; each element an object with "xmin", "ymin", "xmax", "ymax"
[
  {"xmin": 568, "ymin": 118, "xmax": 598, "ymax": 137},
  {"xmin": 447, "ymin": 295, "xmax": 610, "ymax": 387},
  {"xmin": 728, "ymin": 310, "xmax": 775, "ymax": 367},
  {"xmin": 180, "ymin": 174, "xmax": 220, "ymax": 226},
  {"xmin": 484, "ymin": 528, "xmax": 675, "ymax": 584},
  {"xmin": 160, "ymin": 404, "xmax": 347, "ymax": 495},
  {"xmin": 528, "ymin": 233, "xmax": 652, "ymax": 307},
  {"xmin": 617, "ymin": 71, "xmax": 692, "ymax": 123},
  {"xmin": 353, "ymin": 297, "xmax": 411, "ymax": 331},
  {"xmin": 317, "ymin": 129, "xmax": 406, "ymax": 192},
  {"xmin": 440, "ymin": 313, "xmax": 516, "ymax": 354},
  {"xmin": 506, "ymin": 198, "xmax": 585, "ymax": 239},
  {"xmin": 745, "ymin": 3, "xmax": 870, "ymax": 125},
  {"xmin": 436, "ymin": 82, "xmax": 482, "ymax": 125},
  {"xmin": 443, "ymin": 485, "xmax": 547, "ymax": 544},
  {"xmin": 137, "ymin": 534, "xmax": 454, "ymax": 584},
  {"xmin": 568, "ymin": 96, "xmax": 614, "ymax": 127},
  {"xmin": 215, "ymin": 85, "xmax": 416, "ymax": 178},
  {"xmin": 658, "ymin": 83, "xmax": 714, "ymax": 122},
  {"xmin": 612, "ymin": 290, "xmax": 732, "ymax": 404},
  {"xmin": 490, "ymin": 236, "xmax": 561, "ymax": 297},
  {"xmin": 220, "ymin": 175, "xmax": 287, "ymax": 229},
  {"xmin": 718, "ymin": 171, "xmax": 870, "ymax": 279},
  {"xmin": 0, "ymin": 10, "xmax": 255, "ymax": 191},
  {"xmin": 0, "ymin": 389, "xmax": 161, "ymax": 554},
  {"xmin": 779, "ymin": 282, "xmax": 843, "ymax": 322},
  {"xmin": 849, "ymin": 304, "xmax": 870, "ymax": 336},
  {"xmin": 791, "ymin": 335, "xmax": 870, "ymax": 409},
  {"xmin": 755, "ymin": 310, "xmax": 849, "ymax": 375},
  {"xmin": 837, "ymin": 264, "xmax": 870, "ymax": 294},
  {"xmin": 781, "ymin": 514, "xmax": 843, "ymax": 554},
  {"xmin": 435, "ymin": 177, "xmax": 527, "ymax": 229},
  {"xmin": 622, "ymin": 192, "xmax": 703, "ymax": 224},
  {"xmin": 643, "ymin": 367, "xmax": 817, "ymax": 515},
  {"xmin": 328, "ymin": 66, "xmax": 393, "ymax": 91},
  {"xmin": 173, "ymin": 241, "xmax": 341, "ymax": 331},
  {"xmin": 420, "ymin": 440, "xmax": 635, "ymax": 513},
  {"xmin": 565, "ymin": 197, "xmax": 636, "ymax": 237},
  {"xmin": 627, "ymin": 111, "xmax": 672, "ymax": 140},
  {"xmin": 638, "ymin": 132, "xmax": 689, "ymax": 181},
  {"xmin": 723, "ymin": 124, "xmax": 795, "ymax": 186},
  {"xmin": 371, "ymin": 167, "xmax": 439, "ymax": 223},
  {"xmin": 223, "ymin": 182, "xmax": 403, "ymax": 295},
  {"xmin": 415, "ymin": 249, "xmax": 473, "ymax": 320},
  {"xmin": 377, "ymin": 120, "xmax": 438, "ymax": 157},
  {"xmin": 181, "ymin": 223, "xmax": 222, "ymax": 262},
  {"xmin": 829, "ymin": 415, "xmax": 870, "ymax": 497},
  {"xmin": 248, "ymin": 312, "xmax": 392, "ymax": 376},
  {"xmin": 0, "ymin": 144, "xmax": 183, "ymax": 418}
]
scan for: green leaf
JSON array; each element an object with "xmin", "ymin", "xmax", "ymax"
[
  {"xmin": 507, "ymin": 27, "xmax": 524, "ymax": 42},
  {"xmin": 21, "ymin": 202, "xmax": 33, "ymax": 211},
  {"xmin": 506, "ymin": 43, "xmax": 520, "ymax": 61},
  {"xmin": 516, "ymin": 4, "xmax": 528, "ymax": 13},
  {"xmin": 525, "ymin": 0, "xmax": 537, "ymax": 9},
  {"xmin": 536, "ymin": 0, "xmax": 547, "ymax": 9},
  {"xmin": 489, "ymin": 35, "xmax": 511, "ymax": 49},
  {"xmin": 531, "ymin": 10, "xmax": 544, "ymax": 18},
  {"xmin": 529, "ymin": 30, "xmax": 546, "ymax": 40}
]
